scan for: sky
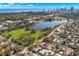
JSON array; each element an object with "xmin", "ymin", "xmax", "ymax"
[
  {"xmin": 0, "ymin": 3, "xmax": 79, "ymax": 10},
  {"xmin": 0, "ymin": 0, "xmax": 79, "ymax": 3}
]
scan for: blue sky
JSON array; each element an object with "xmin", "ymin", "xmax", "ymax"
[{"xmin": 0, "ymin": 3, "xmax": 79, "ymax": 9}]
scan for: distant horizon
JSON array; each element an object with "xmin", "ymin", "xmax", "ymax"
[
  {"xmin": 0, "ymin": 3, "xmax": 79, "ymax": 10},
  {"xmin": 0, "ymin": 3, "xmax": 79, "ymax": 13}
]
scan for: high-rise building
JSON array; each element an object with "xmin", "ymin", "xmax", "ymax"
[
  {"xmin": 71, "ymin": 7, "xmax": 74, "ymax": 11},
  {"xmin": 64, "ymin": 7, "xmax": 67, "ymax": 11}
]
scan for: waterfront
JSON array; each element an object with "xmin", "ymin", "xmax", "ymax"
[{"xmin": 32, "ymin": 20, "xmax": 65, "ymax": 30}]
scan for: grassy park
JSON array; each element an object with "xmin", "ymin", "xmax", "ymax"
[{"xmin": 4, "ymin": 29, "xmax": 43, "ymax": 47}]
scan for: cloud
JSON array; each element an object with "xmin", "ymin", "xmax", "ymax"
[
  {"xmin": 3, "ymin": 3, "xmax": 11, "ymax": 7},
  {"xmin": 16, "ymin": 5, "xmax": 20, "ymax": 6},
  {"xmin": 3, "ymin": 3, "xmax": 14, "ymax": 7},
  {"xmin": 27, "ymin": 4, "xmax": 34, "ymax": 6},
  {"xmin": 3, "ymin": 5, "xmax": 8, "ymax": 6}
]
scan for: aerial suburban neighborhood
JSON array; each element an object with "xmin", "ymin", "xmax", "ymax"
[{"xmin": 0, "ymin": 3, "xmax": 79, "ymax": 56}]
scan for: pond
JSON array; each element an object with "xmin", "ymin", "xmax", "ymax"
[{"xmin": 32, "ymin": 20, "xmax": 65, "ymax": 30}]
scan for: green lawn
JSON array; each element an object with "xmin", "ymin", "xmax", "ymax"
[
  {"xmin": 53, "ymin": 17, "xmax": 64, "ymax": 21},
  {"xmin": 5, "ymin": 29, "xmax": 42, "ymax": 40},
  {"xmin": 4, "ymin": 29, "xmax": 42, "ymax": 46}
]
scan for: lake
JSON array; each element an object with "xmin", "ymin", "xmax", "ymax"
[{"xmin": 32, "ymin": 20, "xmax": 65, "ymax": 30}]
